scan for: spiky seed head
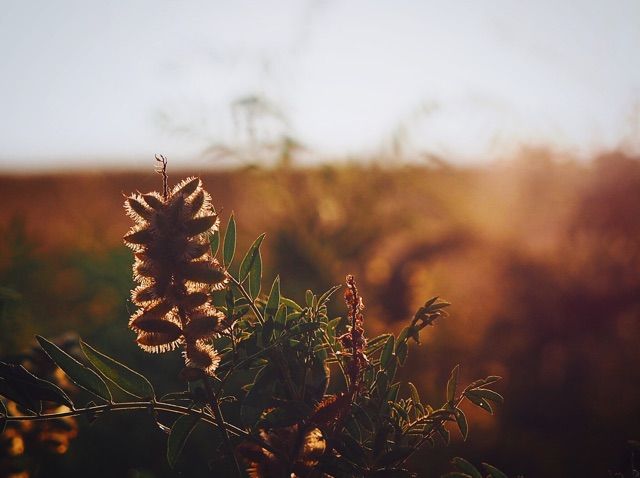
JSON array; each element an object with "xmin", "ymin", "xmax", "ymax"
[{"xmin": 124, "ymin": 172, "xmax": 228, "ymax": 376}]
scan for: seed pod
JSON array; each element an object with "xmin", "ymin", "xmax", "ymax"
[
  {"xmin": 174, "ymin": 177, "xmax": 200, "ymax": 198},
  {"xmin": 136, "ymin": 331, "xmax": 182, "ymax": 353},
  {"xmin": 185, "ymin": 215, "xmax": 218, "ymax": 237},
  {"xmin": 141, "ymin": 193, "xmax": 164, "ymax": 210},
  {"xmin": 124, "ymin": 228, "xmax": 154, "ymax": 245},
  {"xmin": 183, "ymin": 261, "xmax": 226, "ymax": 285}
]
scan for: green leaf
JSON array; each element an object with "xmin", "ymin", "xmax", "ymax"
[
  {"xmin": 80, "ymin": 341, "xmax": 155, "ymax": 400},
  {"xmin": 281, "ymin": 297, "xmax": 302, "ymax": 312},
  {"xmin": 167, "ymin": 414, "xmax": 199, "ymax": 468},
  {"xmin": 265, "ymin": 276, "xmax": 281, "ymax": 317},
  {"xmin": 287, "ymin": 322, "xmax": 322, "ymax": 336},
  {"xmin": 482, "ymin": 462, "xmax": 508, "ymax": 478},
  {"xmin": 223, "ymin": 214, "xmax": 236, "ymax": 266},
  {"xmin": 442, "ymin": 473, "xmax": 473, "ymax": 478},
  {"xmin": 36, "ymin": 336, "xmax": 111, "ymax": 402},
  {"xmin": 454, "ymin": 408, "xmax": 469, "ymax": 440},
  {"xmin": 386, "ymin": 382, "xmax": 401, "ymax": 403},
  {"xmin": 451, "ymin": 457, "xmax": 482, "ymax": 478},
  {"xmin": 209, "ymin": 229, "xmax": 220, "ymax": 256},
  {"xmin": 395, "ymin": 340, "xmax": 408, "ymax": 365},
  {"xmin": 248, "ymin": 246, "xmax": 262, "ymax": 298},
  {"xmin": 305, "ymin": 290, "xmax": 314, "ymax": 307},
  {"xmin": 447, "ymin": 364, "xmax": 460, "ymax": 403},
  {"xmin": 408, "ymin": 382, "xmax": 421, "ymax": 409},
  {"xmin": 381, "ymin": 335, "xmax": 395, "ymax": 370},
  {"xmin": 274, "ymin": 305, "xmax": 287, "ymax": 332},
  {"xmin": 465, "ymin": 390, "xmax": 493, "ymax": 414},
  {"xmin": 238, "ymin": 233, "xmax": 265, "ymax": 283},
  {"xmin": 470, "ymin": 388, "xmax": 504, "ymax": 404},
  {"xmin": 317, "ymin": 285, "xmax": 342, "ymax": 307},
  {"xmin": 366, "ymin": 334, "xmax": 393, "ymax": 356},
  {"xmin": 0, "ymin": 361, "xmax": 74, "ymax": 411}
]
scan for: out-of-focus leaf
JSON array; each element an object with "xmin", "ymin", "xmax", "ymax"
[
  {"xmin": 265, "ymin": 276, "xmax": 280, "ymax": 317},
  {"xmin": 454, "ymin": 408, "xmax": 469, "ymax": 440},
  {"xmin": 447, "ymin": 364, "xmax": 460, "ymax": 403},
  {"xmin": 442, "ymin": 473, "xmax": 473, "ymax": 478},
  {"xmin": 223, "ymin": 214, "xmax": 236, "ymax": 266},
  {"xmin": 209, "ymin": 229, "xmax": 220, "ymax": 256},
  {"xmin": 36, "ymin": 336, "xmax": 111, "ymax": 402},
  {"xmin": 80, "ymin": 340, "xmax": 154, "ymax": 400},
  {"xmin": 465, "ymin": 391, "xmax": 493, "ymax": 414},
  {"xmin": 482, "ymin": 462, "xmax": 508, "ymax": 478},
  {"xmin": 0, "ymin": 361, "xmax": 73, "ymax": 411},
  {"xmin": 167, "ymin": 414, "xmax": 199, "ymax": 468},
  {"xmin": 451, "ymin": 457, "xmax": 482, "ymax": 478},
  {"xmin": 239, "ymin": 233, "xmax": 265, "ymax": 283}
]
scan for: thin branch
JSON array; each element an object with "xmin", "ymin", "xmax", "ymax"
[
  {"xmin": 203, "ymin": 378, "xmax": 243, "ymax": 477},
  {"xmin": 226, "ymin": 273, "xmax": 264, "ymax": 325}
]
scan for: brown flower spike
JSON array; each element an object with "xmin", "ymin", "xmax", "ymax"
[{"xmin": 123, "ymin": 173, "xmax": 227, "ymax": 376}]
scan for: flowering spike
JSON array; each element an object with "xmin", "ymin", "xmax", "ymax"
[{"xmin": 124, "ymin": 165, "xmax": 230, "ymax": 376}]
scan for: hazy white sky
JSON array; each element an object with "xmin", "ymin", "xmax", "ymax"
[{"xmin": 1, "ymin": 0, "xmax": 639, "ymax": 169}]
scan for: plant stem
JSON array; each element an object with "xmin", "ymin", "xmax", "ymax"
[
  {"xmin": 202, "ymin": 377, "xmax": 243, "ymax": 477},
  {"xmin": 227, "ymin": 273, "xmax": 264, "ymax": 325}
]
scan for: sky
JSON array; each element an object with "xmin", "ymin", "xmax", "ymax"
[{"xmin": 1, "ymin": 0, "xmax": 639, "ymax": 170}]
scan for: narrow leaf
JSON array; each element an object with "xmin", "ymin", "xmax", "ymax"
[
  {"xmin": 209, "ymin": 229, "xmax": 220, "ymax": 256},
  {"xmin": 471, "ymin": 388, "xmax": 504, "ymax": 404},
  {"xmin": 381, "ymin": 335, "xmax": 395, "ymax": 370},
  {"xmin": 223, "ymin": 214, "xmax": 236, "ymax": 266},
  {"xmin": 465, "ymin": 391, "xmax": 493, "ymax": 414},
  {"xmin": 238, "ymin": 233, "xmax": 265, "ymax": 282},
  {"xmin": 265, "ymin": 276, "xmax": 281, "ymax": 317},
  {"xmin": 317, "ymin": 285, "xmax": 342, "ymax": 307},
  {"xmin": 80, "ymin": 340, "xmax": 155, "ymax": 399},
  {"xmin": 0, "ymin": 361, "xmax": 73, "ymax": 409},
  {"xmin": 248, "ymin": 247, "xmax": 262, "ymax": 298},
  {"xmin": 167, "ymin": 414, "xmax": 199, "ymax": 468},
  {"xmin": 451, "ymin": 457, "xmax": 482, "ymax": 478},
  {"xmin": 454, "ymin": 408, "xmax": 469, "ymax": 440},
  {"xmin": 482, "ymin": 463, "xmax": 508, "ymax": 478},
  {"xmin": 446, "ymin": 364, "xmax": 460, "ymax": 403},
  {"xmin": 36, "ymin": 336, "xmax": 111, "ymax": 402}
]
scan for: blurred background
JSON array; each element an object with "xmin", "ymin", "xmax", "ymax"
[{"xmin": 1, "ymin": 1, "xmax": 639, "ymax": 477}]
